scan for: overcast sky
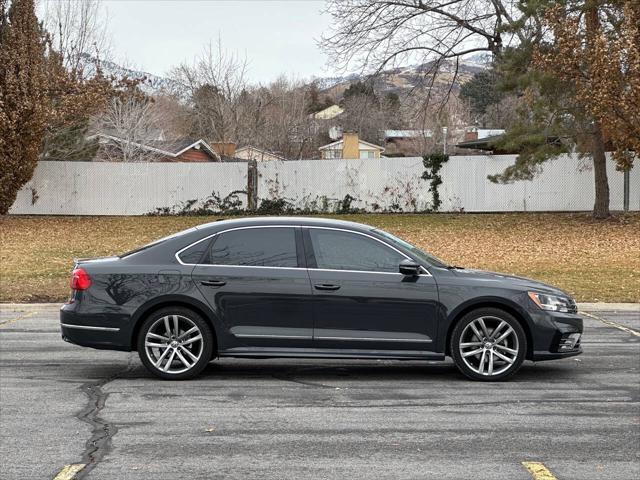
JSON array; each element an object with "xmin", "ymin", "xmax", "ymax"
[{"xmin": 100, "ymin": 0, "xmax": 333, "ymax": 83}]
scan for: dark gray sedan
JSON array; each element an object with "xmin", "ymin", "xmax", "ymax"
[{"xmin": 60, "ymin": 217, "xmax": 583, "ymax": 380}]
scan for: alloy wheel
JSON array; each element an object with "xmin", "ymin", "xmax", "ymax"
[
  {"xmin": 458, "ymin": 316, "xmax": 519, "ymax": 377},
  {"xmin": 144, "ymin": 315, "xmax": 204, "ymax": 374}
]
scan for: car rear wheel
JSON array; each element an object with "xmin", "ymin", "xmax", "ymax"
[
  {"xmin": 137, "ymin": 307, "xmax": 213, "ymax": 380},
  {"xmin": 450, "ymin": 308, "xmax": 526, "ymax": 381}
]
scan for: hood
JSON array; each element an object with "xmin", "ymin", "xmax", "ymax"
[{"xmin": 449, "ymin": 268, "xmax": 571, "ymax": 297}]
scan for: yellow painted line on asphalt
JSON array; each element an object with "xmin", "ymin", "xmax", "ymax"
[
  {"xmin": 522, "ymin": 461, "xmax": 558, "ymax": 480},
  {"xmin": 580, "ymin": 311, "xmax": 640, "ymax": 337},
  {"xmin": 0, "ymin": 310, "xmax": 37, "ymax": 327},
  {"xmin": 52, "ymin": 464, "xmax": 86, "ymax": 480}
]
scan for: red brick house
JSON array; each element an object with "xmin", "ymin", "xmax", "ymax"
[{"xmin": 93, "ymin": 134, "xmax": 221, "ymax": 162}]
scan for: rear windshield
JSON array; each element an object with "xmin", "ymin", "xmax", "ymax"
[{"xmin": 119, "ymin": 227, "xmax": 199, "ymax": 258}]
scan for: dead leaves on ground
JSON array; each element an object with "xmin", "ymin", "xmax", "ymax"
[{"xmin": 1, "ymin": 213, "xmax": 638, "ymax": 302}]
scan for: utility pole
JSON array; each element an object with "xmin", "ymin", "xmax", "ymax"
[
  {"xmin": 623, "ymin": 168, "xmax": 630, "ymax": 212},
  {"xmin": 442, "ymin": 127, "xmax": 448, "ymax": 155}
]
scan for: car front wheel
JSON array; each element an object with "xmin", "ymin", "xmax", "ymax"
[
  {"xmin": 450, "ymin": 308, "xmax": 527, "ymax": 381},
  {"xmin": 137, "ymin": 307, "xmax": 213, "ymax": 380}
]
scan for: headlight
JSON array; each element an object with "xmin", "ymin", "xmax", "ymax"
[{"xmin": 528, "ymin": 292, "xmax": 574, "ymax": 313}]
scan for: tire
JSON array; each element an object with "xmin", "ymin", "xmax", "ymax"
[
  {"xmin": 450, "ymin": 308, "xmax": 527, "ymax": 381},
  {"xmin": 137, "ymin": 307, "xmax": 213, "ymax": 380}
]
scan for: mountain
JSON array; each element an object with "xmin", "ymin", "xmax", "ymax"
[
  {"xmin": 79, "ymin": 54, "xmax": 488, "ymax": 101},
  {"xmin": 315, "ymin": 55, "xmax": 489, "ymax": 99},
  {"xmin": 78, "ymin": 54, "xmax": 187, "ymax": 97}
]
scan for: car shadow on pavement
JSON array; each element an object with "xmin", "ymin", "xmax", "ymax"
[{"xmin": 82, "ymin": 355, "xmax": 581, "ymax": 384}]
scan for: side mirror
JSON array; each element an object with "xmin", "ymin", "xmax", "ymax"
[{"xmin": 399, "ymin": 259, "xmax": 421, "ymax": 276}]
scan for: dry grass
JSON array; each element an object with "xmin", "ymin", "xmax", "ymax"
[{"xmin": 1, "ymin": 213, "xmax": 639, "ymax": 303}]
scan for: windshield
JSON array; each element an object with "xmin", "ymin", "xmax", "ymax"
[{"xmin": 372, "ymin": 229, "xmax": 448, "ymax": 268}]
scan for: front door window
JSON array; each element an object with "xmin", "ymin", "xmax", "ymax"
[{"xmin": 308, "ymin": 228, "xmax": 404, "ymax": 273}]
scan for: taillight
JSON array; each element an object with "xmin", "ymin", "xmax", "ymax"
[{"xmin": 70, "ymin": 268, "xmax": 92, "ymax": 290}]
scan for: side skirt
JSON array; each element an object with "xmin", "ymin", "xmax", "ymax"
[{"xmin": 218, "ymin": 347, "xmax": 445, "ymax": 361}]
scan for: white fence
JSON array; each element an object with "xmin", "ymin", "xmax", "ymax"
[
  {"xmin": 9, "ymin": 155, "xmax": 639, "ymax": 215},
  {"xmin": 256, "ymin": 155, "xmax": 638, "ymax": 212},
  {"xmin": 9, "ymin": 161, "xmax": 248, "ymax": 215}
]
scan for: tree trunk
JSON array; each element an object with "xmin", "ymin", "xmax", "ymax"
[
  {"xmin": 585, "ymin": 3, "xmax": 610, "ymax": 219},
  {"xmin": 591, "ymin": 121, "xmax": 610, "ymax": 219}
]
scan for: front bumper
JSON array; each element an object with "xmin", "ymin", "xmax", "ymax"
[{"xmin": 529, "ymin": 310, "xmax": 584, "ymax": 361}]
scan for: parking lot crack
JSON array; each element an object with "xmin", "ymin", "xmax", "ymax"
[
  {"xmin": 271, "ymin": 369, "xmax": 341, "ymax": 389},
  {"xmin": 72, "ymin": 354, "xmax": 135, "ymax": 479}
]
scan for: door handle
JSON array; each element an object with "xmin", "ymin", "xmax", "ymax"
[
  {"xmin": 314, "ymin": 283, "xmax": 341, "ymax": 291},
  {"xmin": 200, "ymin": 280, "xmax": 227, "ymax": 287}
]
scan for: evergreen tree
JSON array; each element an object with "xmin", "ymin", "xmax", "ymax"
[
  {"xmin": 460, "ymin": 70, "xmax": 504, "ymax": 123},
  {"xmin": 0, "ymin": 0, "xmax": 51, "ymax": 214},
  {"xmin": 489, "ymin": 1, "xmax": 635, "ymax": 218}
]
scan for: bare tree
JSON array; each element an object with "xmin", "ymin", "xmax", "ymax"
[
  {"xmin": 41, "ymin": 0, "xmax": 111, "ymax": 75},
  {"xmin": 321, "ymin": 1, "xmax": 536, "ymax": 109},
  {"xmin": 92, "ymin": 93, "xmax": 170, "ymax": 162},
  {"xmin": 253, "ymin": 77, "xmax": 316, "ymax": 159},
  {"xmin": 171, "ymin": 40, "xmax": 248, "ymax": 144}
]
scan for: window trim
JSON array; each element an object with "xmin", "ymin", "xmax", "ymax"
[
  {"xmin": 175, "ymin": 224, "xmax": 430, "ymax": 276},
  {"xmin": 303, "ymin": 226, "xmax": 431, "ymax": 276},
  {"xmin": 175, "ymin": 225, "xmax": 303, "ymax": 269}
]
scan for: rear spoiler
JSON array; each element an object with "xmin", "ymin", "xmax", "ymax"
[{"xmin": 72, "ymin": 256, "xmax": 119, "ymax": 266}]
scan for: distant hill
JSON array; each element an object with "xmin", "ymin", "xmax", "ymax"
[
  {"xmin": 79, "ymin": 54, "xmax": 488, "ymax": 101},
  {"xmin": 315, "ymin": 55, "xmax": 489, "ymax": 99},
  {"xmin": 78, "ymin": 54, "xmax": 186, "ymax": 97}
]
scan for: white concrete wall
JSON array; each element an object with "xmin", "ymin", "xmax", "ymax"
[
  {"xmin": 9, "ymin": 161, "xmax": 248, "ymax": 215},
  {"xmin": 9, "ymin": 155, "xmax": 639, "ymax": 215}
]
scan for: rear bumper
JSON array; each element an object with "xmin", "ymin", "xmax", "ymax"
[{"xmin": 60, "ymin": 304, "xmax": 132, "ymax": 351}]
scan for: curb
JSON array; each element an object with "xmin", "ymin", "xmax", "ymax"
[
  {"xmin": 0, "ymin": 303, "xmax": 63, "ymax": 310},
  {"xmin": 577, "ymin": 303, "xmax": 639, "ymax": 312}
]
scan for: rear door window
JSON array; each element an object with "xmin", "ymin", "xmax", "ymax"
[{"xmin": 207, "ymin": 227, "xmax": 298, "ymax": 268}]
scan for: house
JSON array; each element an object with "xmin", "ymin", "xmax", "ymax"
[
  {"xmin": 92, "ymin": 134, "xmax": 221, "ymax": 162},
  {"xmin": 383, "ymin": 130, "xmax": 433, "ymax": 157},
  {"xmin": 456, "ymin": 130, "xmax": 563, "ymax": 155},
  {"xmin": 235, "ymin": 146, "xmax": 285, "ymax": 162},
  {"xmin": 210, "ymin": 142, "xmax": 237, "ymax": 157},
  {"xmin": 313, "ymin": 105, "xmax": 344, "ymax": 120},
  {"xmin": 462, "ymin": 128, "xmax": 506, "ymax": 142},
  {"xmin": 455, "ymin": 128, "xmax": 508, "ymax": 154},
  {"xmin": 318, "ymin": 132, "xmax": 384, "ymax": 159}
]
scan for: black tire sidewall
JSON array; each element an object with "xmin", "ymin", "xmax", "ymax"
[
  {"xmin": 450, "ymin": 308, "xmax": 527, "ymax": 381},
  {"xmin": 137, "ymin": 307, "xmax": 213, "ymax": 380}
]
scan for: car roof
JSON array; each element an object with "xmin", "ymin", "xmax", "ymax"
[{"xmin": 195, "ymin": 216, "xmax": 374, "ymax": 233}]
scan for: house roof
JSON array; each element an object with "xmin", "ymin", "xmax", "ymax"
[
  {"xmin": 318, "ymin": 137, "xmax": 384, "ymax": 151},
  {"xmin": 384, "ymin": 129, "xmax": 433, "ymax": 139},
  {"xmin": 457, "ymin": 133, "xmax": 561, "ymax": 154},
  {"xmin": 235, "ymin": 145, "xmax": 285, "ymax": 160},
  {"xmin": 92, "ymin": 134, "xmax": 221, "ymax": 160},
  {"xmin": 313, "ymin": 105, "xmax": 344, "ymax": 120},
  {"xmin": 456, "ymin": 134, "xmax": 503, "ymax": 151}
]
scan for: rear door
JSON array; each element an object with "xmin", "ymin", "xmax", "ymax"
[
  {"xmin": 191, "ymin": 226, "xmax": 314, "ymax": 348},
  {"xmin": 304, "ymin": 227, "xmax": 439, "ymax": 352}
]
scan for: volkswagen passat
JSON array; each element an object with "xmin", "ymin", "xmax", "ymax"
[{"xmin": 60, "ymin": 217, "xmax": 583, "ymax": 381}]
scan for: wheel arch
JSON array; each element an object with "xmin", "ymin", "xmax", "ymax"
[
  {"xmin": 130, "ymin": 295, "xmax": 220, "ymax": 354},
  {"xmin": 444, "ymin": 298, "xmax": 534, "ymax": 360}
]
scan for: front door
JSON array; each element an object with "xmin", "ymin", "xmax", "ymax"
[
  {"xmin": 303, "ymin": 227, "xmax": 439, "ymax": 353},
  {"xmin": 192, "ymin": 226, "xmax": 314, "ymax": 349}
]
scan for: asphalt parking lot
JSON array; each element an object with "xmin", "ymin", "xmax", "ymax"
[{"xmin": 1, "ymin": 305, "xmax": 638, "ymax": 480}]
